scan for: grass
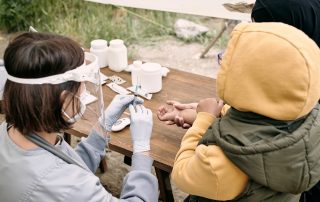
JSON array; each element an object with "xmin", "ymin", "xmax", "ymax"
[
  {"xmin": 0, "ymin": 0, "xmax": 229, "ymax": 52},
  {"xmin": 0, "ymin": 0, "xmax": 176, "ymax": 47}
]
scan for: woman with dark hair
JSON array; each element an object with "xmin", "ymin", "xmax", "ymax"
[{"xmin": 0, "ymin": 32, "xmax": 157, "ymax": 202}]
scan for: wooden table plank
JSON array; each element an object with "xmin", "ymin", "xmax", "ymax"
[{"xmin": 67, "ymin": 67, "xmax": 217, "ymax": 173}]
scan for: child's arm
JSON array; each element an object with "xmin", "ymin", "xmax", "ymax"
[
  {"xmin": 157, "ymin": 100, "xmax": 231, "ymax": 128},
  {"xmin": 169, "ymin": 101, "xmax": 230, "ymax": 127},
  {"xmin": 178, "ymin": 108, "xmax": 197, "ymax": 125},
  {"xmin": 171, "ymin": 99, "xmax": 248, "ymax": 200},
  {"xmin": 157, "ymin": 105, "xmax": 178, "ymax": 124},
  {"xmin": 171, "ymin": 112, "xmax": 248, "ymax": 200},
  {"xmin": 157, "ymin": 105, "xmax": 196, "ymax": 126}
]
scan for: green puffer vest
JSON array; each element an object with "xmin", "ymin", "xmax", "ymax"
[{"xmin": 187, "ymin": 105, "xmax": 320, "ymax": 202}]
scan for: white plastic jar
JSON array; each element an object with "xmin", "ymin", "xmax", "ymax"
[
  {"xmin": 108, "ymin": 39, "xmax": 128, "ymax": 72},
  {"xmin": 140, "ymin": 63, "xmax": 162, "ymax": 93},
  {"xmin": 90, "ymin": 39, "xmax": 108, "ymax": 68}
]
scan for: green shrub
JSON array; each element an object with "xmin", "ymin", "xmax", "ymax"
[
  {"xmin": 0, "ymin": 1, "xmax": 227, "ymax": 51},
  {"xmin": 0, "ymin": 0, "xmax": 32, "ymax": 31},
  {"xmin": 0, "ymin": 0, "xmax": 176, "ymax": 46}
]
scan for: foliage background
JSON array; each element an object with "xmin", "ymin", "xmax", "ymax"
[
  {"xmin": 0, "ymin": 0, "xmax": 178, "ymax": 46},
  {"xmin": 0, "ymin": 0, "xmax": 230, "ymax": 49}
]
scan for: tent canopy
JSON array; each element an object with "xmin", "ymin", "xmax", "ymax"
[{"xmin": 86, "ymin": 0, "xmax": 254, "ymax": 21}]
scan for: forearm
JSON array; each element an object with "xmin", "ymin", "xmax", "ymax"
[
  {"xmin": 177, "ymin": 103, "xmax": 230, "ymax": 125},
  {"xmin": 180, "ymin": 108, "xmax": 197, "ymax": 125},
  {"xmin": 74, "ymin": 129, "xmax": 107, "ymax": 172},
  {"xmin": 120, "ymin": 154, "xmax": 158, "ymax": 202},
  {"xmin": 172, "ymin": 112, "xmax": 216, "ymax": 196},
  {"xmin": 173, "ymin": 112, "xmax": 215, "ymax": 164},
  {"xmin": 62, "ymin": 155, "xmax": 157, "ymax": 202},
  {"xmin": 171, "ymin": 112, "xmax": 248, "ymax": 200}
]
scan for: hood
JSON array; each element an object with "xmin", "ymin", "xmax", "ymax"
[
  {"xmin": 251, "ymin": 0, "xmax": 320, "ymax": 47},
  {"xmin": 217, "ymin": 22, "xmax": 320, "ymax": 121}
]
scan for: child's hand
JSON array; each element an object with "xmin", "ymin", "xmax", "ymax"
[
  {"xmin": 197, "ymin": 98, "xmax": 224, "ymax": 117},
  {"xmin": 157, "ymin": 102, "xmax": 197, "ymax": 129},
  {"xmin": 157, "ymin": 103, "xmax": 192, "ymax": 128},
  {"xmin": 157, "ymin": 104, "xmax": 178, "ymax": 125}
]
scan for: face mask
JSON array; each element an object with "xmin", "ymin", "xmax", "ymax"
[{"xmin": 62, "ymin": 90, "xmax": 87, "ymax": 124}]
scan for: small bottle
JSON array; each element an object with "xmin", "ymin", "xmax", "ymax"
[
  {"xmin": 131, "ymin": 60, "xmax": 142, "ymax": 87},
  {"xmin": 108, "ymin": 39, "xmax": 128, "ymax": 72},
  {"xmin": 90, "ymin": 39, "xmax": 108, "ymax": 68}
]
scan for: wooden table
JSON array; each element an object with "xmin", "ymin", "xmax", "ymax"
[{"xmin": 67, "ymin": 67, "xmax": 216, "ymax": 201}]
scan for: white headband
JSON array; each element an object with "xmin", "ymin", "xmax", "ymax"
[{"xmin": 6, "ymin": 52, "xmax": 99, "ymax": 85}]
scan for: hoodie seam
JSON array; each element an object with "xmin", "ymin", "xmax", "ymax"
[
  {"xmin": 262, "ymin": 154, "xmax": 269, "ymax": 187},
  {"xmin": 207, "ymin": 148, "xmax": 220, "ymax": 199},
  {"xmin": 302, "ymin": 136, "xmax": 311, "ymax": 186}
]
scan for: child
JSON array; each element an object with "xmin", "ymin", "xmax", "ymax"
[
  {"xmin": 158, "ymin": 0, "xmax": 320, "ymax": 132},
  {"xmin": 171, "ymin": 22, "xmax": 320, "ymax": 201}
]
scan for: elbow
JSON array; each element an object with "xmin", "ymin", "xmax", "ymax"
[
  {"xmin": 171, "ymin": 163, "xmax": 246, "ymax": 201},
  {"xmin": 170, "ymin": 164, "xmax": 195, "ymax": 196}
]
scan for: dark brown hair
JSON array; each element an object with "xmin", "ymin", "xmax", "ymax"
[{"xmin": 3, "ymin": 32, "xmax": 84, "ymax": 135}]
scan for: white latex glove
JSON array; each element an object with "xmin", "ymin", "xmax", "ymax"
[
  {"xmin": 129, "ymin": 104, "xmax": 153, "ymax": 153},
  {"xmin": 103, "ymin": 95, "xmax": 143, "ymax": 131}
]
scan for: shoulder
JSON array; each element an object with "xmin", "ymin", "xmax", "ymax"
[
  {"xmin": 0, "ymin": 121, "xmax": 7, "ymax": 136},
  {"xmin": 32, "ymin": 160, "xmax": 113, "ymax": 201}
]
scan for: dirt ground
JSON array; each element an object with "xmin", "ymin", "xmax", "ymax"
[
  {"xmin": 0, "ymin": 31, "xmax": 224, "ymax": 201},
  {"xmin": 131, "ymin": 36, "xmax": 221, "ymax": 79}
]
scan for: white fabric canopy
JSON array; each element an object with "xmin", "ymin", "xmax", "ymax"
[{"xmin": 86, "ymin": 0, "xmax": 254, "ymax": 21}]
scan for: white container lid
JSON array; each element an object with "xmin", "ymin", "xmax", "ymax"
[
  {"xmin": 141, "ymin": 63, "xmax": 161, "ymax": 73},
  {"xmin": 109, "ymin": 39, "xmax": 124, "ymax": 48},
  {"xmin": 133, "ymin": 60, "xmax": 142, "ymax": 69},
  {"xmin": 91, "ymin": 39, "xmax": 108, "ymax": 49},
  {"xmin": 84, "ymin": 52, "xmax": 99, "ymax": 69}
]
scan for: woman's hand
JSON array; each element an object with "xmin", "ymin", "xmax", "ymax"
[
  {"xmin": 103, "ymin": 95, "xmax": 143, "ymax": 131},
  {"xmin": 197, "ymin": 98, "xmax": 224, "ymax": 117},
  {"xmin": 129, "ymin": 104, "xmax": 153, "ymax": 153}
]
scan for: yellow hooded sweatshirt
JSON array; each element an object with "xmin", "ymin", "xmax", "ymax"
[{"xmin": 171, "ymin": 22, "xmax": 320, "ymax": 200}]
